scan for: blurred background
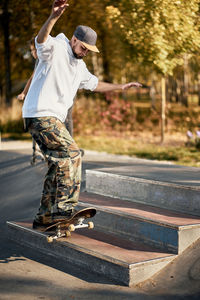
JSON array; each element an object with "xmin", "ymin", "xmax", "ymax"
[{"xmin": 1, "ymin": 0, "xmax": 200, "ymax": 166}]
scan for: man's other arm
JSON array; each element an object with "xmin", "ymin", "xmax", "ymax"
[{"xmin": 94, "ymin": 81, "xmax": 142, "ymax": 93}]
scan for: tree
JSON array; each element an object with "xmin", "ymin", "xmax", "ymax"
[
  {"xmin": 0, "ymin": 0, "xmax": 48, "ymax": 104},
  {"xmin": 0, "ymin": 0, "xmax": 12, "ymax": 105},
  {"xmin": 106, "ymin": 0, "xmax": 200, "ymax": 142}
]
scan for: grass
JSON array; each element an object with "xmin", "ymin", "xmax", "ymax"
[
  {"xmin": 1, "ymin": 132, "xmax": 32, "ymax": 140},
  {"xmin": 75, "ymin": 133, "xmax": 200, "ymax": 167},
  {"xmin": 1, "ymin": 131, "xmax": 200, "ymax": 167},
  {"xmin": 1, "ymin": 96, "xmax": 200, "ymax": 167}
]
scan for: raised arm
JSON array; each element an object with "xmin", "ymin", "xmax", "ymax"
[
  {"xmin": 94, "ymin": 81, "xmax": 142, "ymax": 93},
  {"xmin": 37, "ymin": 0, "xmax": 69, "ymax": 44}
]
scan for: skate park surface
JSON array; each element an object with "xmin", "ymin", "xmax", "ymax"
[{"xmin": 0, "ymin": 140, "xmax": 200, "ymax": 300}]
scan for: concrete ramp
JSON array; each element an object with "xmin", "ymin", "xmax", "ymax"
[
  {"xmin": 86, "ymin": 170, "xmax": 200, "ymax": 216},
  {"xmin": 78, "ymin": 193, "xmax": 200, "ymax": 254},
  {"xmin": 7, "ymin": 220, "xmax": 175, "ymax": 287},
  {"xmin": 5, "ymin": 148, "xmax": 200, "ymax": 287}
]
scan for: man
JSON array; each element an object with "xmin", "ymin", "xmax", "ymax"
[{"xmin": 22, "ymin": 0, "xmax": 142, "ymax": 229}]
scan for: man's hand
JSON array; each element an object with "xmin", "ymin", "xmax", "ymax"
[
  {"xmin": 122, "ymin": 82, "xmax": 142, "ymax": 90},
  {"xmin": 17, "ymin": 93, "xmax": 25, "ymax": 101},
  {"xmin": 51, "ymin": 0, "xmax": 69, "ymax": 19},
  {"xmin": 37, "ymin": 0, "xmax": 69, "ymax": 44}
]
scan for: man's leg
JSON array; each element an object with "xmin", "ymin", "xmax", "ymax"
[
  {"xmin": 27, "ymin": 117, "xmax": 81, "ymax": 225},
  {"xmin": 37, "ymin": 161, "xmax": 57, "ymax": 220},
  {"xmin": 65, "ymin": 105, "xmax": 84, "ymax": 157}
]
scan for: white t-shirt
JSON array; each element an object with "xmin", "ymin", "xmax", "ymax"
[{"xmin": 22, "ymin": 33, "xmax": 98, "ymax": 123}]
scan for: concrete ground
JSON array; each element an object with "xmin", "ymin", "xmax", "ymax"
[{"xmin": 0, "ymin": 140, "xmax": 200, "ymax": 300}]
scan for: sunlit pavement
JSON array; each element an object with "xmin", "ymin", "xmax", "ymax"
[{"xmin": 0, "ymin": 140, "xmax": 200, "ymax": 299}]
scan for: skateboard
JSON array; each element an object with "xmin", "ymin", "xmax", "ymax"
[{"xmin": 45, "ymin": 207, "xmax": 96, "ymax": 243}]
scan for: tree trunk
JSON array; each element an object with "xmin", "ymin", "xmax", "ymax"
[
  {"xmin": 198, "ymin": 72, "xmax": 200, "ymax": 106},
  {"xmin": 1, "ymin": 0, "xmax": 12, "ymax": 105},
  {"xmin": 99, "ymin": 29, "xmax": 112, "ymax": 83},
  {"xmin": 171, "ymin": 77, "xmax": 178, "ymax": 103},
  {"xmin": 161, "ymin": 76, "xmax": 166, "ymax": 143},
  {"xmin": 91, "ymin": 52, "xmax": 102, "ymax": 79},
  {"xmin": 182, "ymin": 54, "xmax": 189, "ymax": 107},
  {"xmin": 165, "ymin": 76, "xmax": 170, "ymax": 102},
  {"xmin": 150, "ymin": 80, "xmax": 156, "ymax": 109}
]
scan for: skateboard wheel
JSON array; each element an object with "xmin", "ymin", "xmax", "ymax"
[
  {"xmin": 65, "ymin": 230, "xmax": 71, "ymax": 237},
  {"xmin": 88, "ymin": 222, "xmax": 94, "ymax": 229},
  {"xmin": 68, "ymin": 224, "xmax": 75, "ymax": 232},
  {"xmin": 47, "ymin": 236, "xmax": 53, "ymax": 243}
]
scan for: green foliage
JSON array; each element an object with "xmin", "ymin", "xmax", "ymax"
[
  {"xmin": 0, "ymin": 0, "xmax": 51, "ymax": 86},
  {"xmin": 106, "ymin": 0, "xmax": 200, "ymax": 75},
  {"xmin": 72, "ymin": 94, "xmax": 200, "ymax": 134},
  {"xmin": 73, "ymin": 92, "xmax": 154, "ymax": 134},
  {"xmin": 0, "ymin": 0, "xmax": 129, "ymax": 92},
  {"xmin": 1, "ymin": 0, "xmax": 200, "ymax": 99}
]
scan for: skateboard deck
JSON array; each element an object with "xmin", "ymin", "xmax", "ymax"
[{"xmin": 45, "ymin": 207, "xmax": 96, "ymax": 243}]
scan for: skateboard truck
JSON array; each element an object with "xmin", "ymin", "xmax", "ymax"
[
  {"xmin": 68, "ymin": 217, "xmax": 94, "ymax": 231},
  {"xmin": 46, "ymin": 208, "xmax": 96, "ymax": 243}
]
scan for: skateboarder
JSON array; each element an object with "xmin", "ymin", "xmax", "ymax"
[{"xmin": 22, "ymin": 0, "xmax": 142, "ymax": 229}]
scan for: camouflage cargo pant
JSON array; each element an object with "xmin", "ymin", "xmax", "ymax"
[{"xmin": 26, "ymin": 117, "xmax": 81, "ymax": 222}]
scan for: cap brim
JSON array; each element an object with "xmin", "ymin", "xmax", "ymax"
[{"xmin": 81, "ymin": 41, "xmax": 99, "ymax": 53}]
